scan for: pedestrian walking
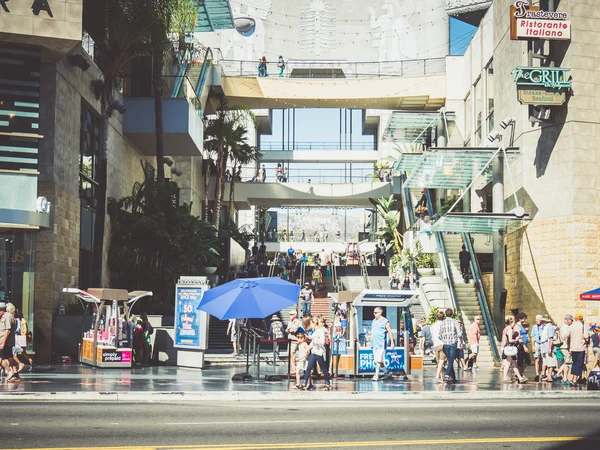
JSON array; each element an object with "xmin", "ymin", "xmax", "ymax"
[
  {"xmin": 299, "ymin": 282, "xmax": 314, "ymax": 317},
  {"xmin": 277, "ymin": 55, "xmax": 285, "ymax": 77},
  {"xmin": 0, "ymin": 302, "xmax": 20, "ymax": 382},
  {"xmin": 370, "ymin": 307, "xmax": 395, "ymax": 381},
  {"xmin": 302, "ymin": 317, "xmax": 331, "ymax": 390},
  {"xmin": 430, "ymin": 311, "xmax": 446, "ymax": 382},
  {"xmin": 227, "ymin": 318, "xmax": 239, "ymax": 356},
  {"xmin": 501, "ymin": 316, "xmax": 528, "ymax": 384},
  {"xmin": 466, "ymin": 316, "xmax": 481, "ymax": 370},
  {"xmin": 286, "ymin": 311, "xmax": 303, "ymax": 372},
  {"xmin": 591, "ymin": 326, "xmax": 600, "ymax": 363},
  {"xmin": 269, "ymin": 315, "xmax": 285, "ymax": 359},
  {"xmin": 459, "ymin": 245, "xmax": 470, "ymax": 282},
  {"xmin": 439, "ymin": 308, "xmax": 461, "ymax": 383},
  {"xmin": 514, "ymin": 312, "xmax": 530, "ymax": 375},
  {"xmin": 12, "ymin": 310, "xmax": 33, "ymax": 372},
  {"xmin": 300, "ymin": 230, "xmax": 306, "ymax": 242},
  {"xmin": 564, "ymin": 312, "xmax": 590, "ymax": 386},
  {"xmin": 294, "ymin": 332, "xmax": 310, "ymax": 389},
  {"xmin": 555, "ymin": 314, "xmax": 573, "ymax": 384},
  {"xmin": 539, "ymin": 315, "xmax": 557, "ymax": 382},
  {"xmin": 531, "ymin": 314, "xmax": 545, "ymax": 381}
]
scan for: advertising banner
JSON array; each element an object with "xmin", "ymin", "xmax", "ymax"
[
  {"xmin": 517, "ymin": 88, "xmax": 566, "ymax": 106},
  {"xmin": 174, "ymin": 284, "xmax": 207, "ymax": 349},
  {"xmin": 357, "ymin": 348, "xmax": 405, "ymax": 374},
  {"xmin": 96, "ymin": 348, "xmax": 132, "ymax": 364}
]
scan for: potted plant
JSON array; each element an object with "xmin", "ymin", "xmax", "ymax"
[{"xmin": 417, "ymin": 253, "xmax": 436, "ymax": 276}]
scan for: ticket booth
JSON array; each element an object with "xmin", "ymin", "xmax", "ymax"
[{"xmin": 351, "ymin": 290, "xmax": 416, "ymax": 376}]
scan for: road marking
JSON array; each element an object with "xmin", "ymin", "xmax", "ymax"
[
  {"xmin": 16, "ymin": 436, "xmax": 593, "ymax": 450},
  {"xmin": 164, "ymin": 419, "xmax": 316, "ymax": 426}
]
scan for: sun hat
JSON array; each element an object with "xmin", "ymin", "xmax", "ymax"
[{"xmin": 541, "ymin": 314, "xmax": 551, "ymax": 322}]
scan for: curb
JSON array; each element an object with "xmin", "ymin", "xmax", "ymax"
[{"xmin": 2, "ymin": 390, "xmax": 600, "ymax": 403}]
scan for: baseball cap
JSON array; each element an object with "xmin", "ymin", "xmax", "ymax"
[
  {"xmin": 0, "ymin": 302, "xmax": 6, "ymax": 310},
  {"xmin": 564, "ymin": 314, "xmax": 574, "ymax": 321},
  {"xmin": 575, "ymin": 312, "xmax": 584, "ymax": 320}
]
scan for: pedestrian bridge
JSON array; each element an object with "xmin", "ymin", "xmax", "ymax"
[
  {"xmin": 206, "ymin": 58, "xmax": 447, "ymax": 112},
  {"xmin": 227, "ymin": 181, "xmax": 393, "ymax": 209}
]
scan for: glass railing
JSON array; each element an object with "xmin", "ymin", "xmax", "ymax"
[
  {"xmin": 218, "ymin": 58, "xmax": 446, "ymax": 78},
  {"xmin": 462, "ymin": 232, "xmax": 501, "ymax": 362},
  {"xmin": 119, "ymin": 75, "xmax": 202, "ymax": 115},
  {"xmin": 240, "ymin": 167, "xmax": 385, "ymax": 184},
  {"xmin": 434, "ymin": 232, "xmax": 459, "ymax": 314},
  {"xmin": 259, "ymin": 142, "xmax": 376, "ymax": 151}
]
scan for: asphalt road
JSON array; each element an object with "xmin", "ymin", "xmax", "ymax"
[{"xmin": 1, "ymin": 400, "xmax": 599, "ymax": 450}]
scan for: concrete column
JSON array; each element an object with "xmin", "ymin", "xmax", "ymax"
[{"xmin": 492, "ymin": 155, "xmax": 505, "ymax": 336}]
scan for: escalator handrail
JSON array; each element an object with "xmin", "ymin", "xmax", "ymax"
[
  {"xmin": 170, "ymin": 61, "xmax": 189, "ymax": 98},
  {"xmin": 434, "ymin": 232, "xmax": 459, "ymax": 313},
  {"xmin": 424, "ymin": 189, "xmax": 434, "ymax": 217},
  {"xmin": 195, "ymin": 48, "xmax": 213, "ymax": 99},
  {"xmin": 462, "ymin": 232, "xmax": 501, "ymax": 362},
  {"xmin": 401, "ymin": 172, "xmax": 415, "ymax": 228}
]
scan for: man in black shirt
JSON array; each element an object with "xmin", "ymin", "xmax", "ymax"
[{"xmin": 459, "ymin": 245, "xmax": 471, "ymax": 283}]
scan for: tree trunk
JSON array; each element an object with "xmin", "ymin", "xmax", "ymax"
[
  {"xmin": 153, "ymin": 51, "xmax": 165, "ymax": 183},
  {"xmin": 228, "ymin": 162, "xmax": 237, "ymax": 222},
  {"xmin": 203, "ymin": 158, "xmax": 211, "ymax": 222},
  {"xmin": 213, "ymin": 141, "xmax": 226, "ymax": 229}
]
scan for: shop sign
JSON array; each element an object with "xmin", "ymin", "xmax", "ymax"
[
  {"xmin": 517, "ymin": 87, "xmax": 566, "ymax": 106},
  {"xmin": 96, "ymin": 348, "xmax": 132, "ymax": 364},
  {"xmin": 357, "ymin": 348, "xmax": 404, "ymax": 373},
  {"xmin": 512, "ymin": 67, "xmax": 571, "ymax": 90},
  {"xmin": 0, "ymin": 0, "xmax": 54, "ymax": 17},
  {"xmin": 174, "ymin": 284, "xmax": 207, "ymax": 349},
  {"xmin": 510, "ymin": 1, "xmax": 570, "ymax": 41}
]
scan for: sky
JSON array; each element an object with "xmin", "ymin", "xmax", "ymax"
[{"xmin": 450, "ymin": 17, "xmax": 477, "ymax": 55}]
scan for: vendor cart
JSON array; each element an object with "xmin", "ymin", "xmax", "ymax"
[{"xmin": 62, "ymin": 288, "xmax": 152, "ymax": 368}]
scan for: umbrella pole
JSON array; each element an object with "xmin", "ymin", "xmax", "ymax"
[{"xmin": 246, "ymin": 320, "xmax": 250, "ymax": 374}]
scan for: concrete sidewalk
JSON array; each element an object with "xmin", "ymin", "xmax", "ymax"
[{"xmin": 2, "ymin": 361, "xmax": 599, "ymax": 402}]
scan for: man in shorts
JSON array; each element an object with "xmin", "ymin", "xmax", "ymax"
[
  {"xmin": 530, "ymin": 314, "xmax": 545, "ymax": 381},
  {"xmin": 226, "ymin": 319, "xmax": 239, "ymax": 356},
  {"xmin": 430, "ymin": 310, "xmax": 446, "ymax": 382},
  {"xmin": 370, "ymin": 307, "xmax": 395, "ymax": 381},
  {"xmin": 0, "ymin": 302, "xmax": 20, "ymax": 382},
  {"xmin": 555, "ymin": 314, "xmax": 573, "ymax": 384}
]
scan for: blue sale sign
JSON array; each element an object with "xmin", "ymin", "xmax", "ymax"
[
  {"xmin": 174, "ymin": 286, "xmax": 205, "ymax": 348},
  {"xmin": 357, "ymin": 348, "xmax": 405, "ymax": 374}
]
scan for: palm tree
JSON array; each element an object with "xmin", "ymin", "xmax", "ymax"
[
  {"xmin": 227, "ymin": 128, "xmax": 260, "ymax": 221},
  {"xmin": 204, "ymin": 104, "xmax": 256, "ymax": 229}
]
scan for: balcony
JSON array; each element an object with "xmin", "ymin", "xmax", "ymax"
[{"xmin": 122, "ymin": 76, "xmax": 204, "ymax": 157}]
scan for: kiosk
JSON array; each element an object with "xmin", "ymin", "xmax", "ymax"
[
  {"xmin": 351, "ymin": 290, "xmax": 416, "ymax": 376},
  {"xmin": 62, "ymin": 288, "xmax": 152, "ymax": 368}
]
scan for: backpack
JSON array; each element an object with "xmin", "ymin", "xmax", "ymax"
[{"xmin": 553, "ymin": 327, "xmax": 563, "ymax": 347}]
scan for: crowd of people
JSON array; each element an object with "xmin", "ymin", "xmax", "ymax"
[
  {"xmin": 417, "ymin": 308, "xmax": 600, "ymax": 387},
  {"xmin": 0, "ymin": 301, "xmax": 34, "ymax": 383}
]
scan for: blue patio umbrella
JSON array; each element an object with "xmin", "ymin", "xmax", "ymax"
[{"xmin": 197, "ymin": 277, "xmax": 301, "ymax": 320}]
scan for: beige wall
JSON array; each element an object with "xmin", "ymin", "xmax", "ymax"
[
  {"xmin": 0, "ymin": 0, "xmax": 82, "ymax": 57},
  {"xmin": 486, "ymin": 0, "xmax": 600, "ymax": 327}
]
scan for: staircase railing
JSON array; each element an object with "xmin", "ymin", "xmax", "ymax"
[
  {"xmin": 359, "ymin": 253, "xmax": 371, "ymax": 289},
  {"xmin": 462, "ymin": 232, "xmax": 501, "ymax": 362},
  {"xmin": 268, "ymin": 253, "xmax": 279, "ymax": 278},
  {"xmin": 332, "ymin": 263, "xmax": 338, "ymax": 292},
  {"xmin": 434, "ymin": 232, "xmax": 459, "ymax": 313}
]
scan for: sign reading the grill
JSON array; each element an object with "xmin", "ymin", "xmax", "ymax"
[
  {"xmin": 510, "ymin": 1, "xmax": 571, "ymax": 41},
  {"xmin": 512, "ymin": 67, "xmax": 571, "ymax": 89}
]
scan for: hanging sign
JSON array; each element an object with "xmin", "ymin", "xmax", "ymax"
[
  {"xmin": 517, "ymin": 88, "xmax": 566, "ymax": 106},
  {"xmin": 510, "ymin": 1, "xmax": 571, "ymax": 41}
]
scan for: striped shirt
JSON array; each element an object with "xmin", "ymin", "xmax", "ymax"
[{"xmin": 439, "ymin": 317, "xmax": 461, "ymax": 345}]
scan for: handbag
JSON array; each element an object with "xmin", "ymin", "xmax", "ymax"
[
  {"xmin": 15, "ymin": 334, "xmax": 27, "ymax": 348},
  {"xmin": 503, "ymin": 345, "xmax": 518, "ymax": 357}
]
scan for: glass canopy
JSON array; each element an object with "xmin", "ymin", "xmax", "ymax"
[
  {"xmin": 195, "ymin": 0, "xmax": 235, "ymax": 32},
  {"xmin": 383, "ymin": 111, "xmax": 456, "ymax": 146},
  {"xmin": 394, "ymin": 152, "xmax": 424, "ymax": 173},
  {"xmin": 404, "ymin": 147, "xmax": 519, "ymax": 189},
  {"xmin": 431, "ymin": 212, "xmax": 530, "ymax": 234}
]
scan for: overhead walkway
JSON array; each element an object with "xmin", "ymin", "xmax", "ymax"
[
  {"xmin": 227, "ymin": 181, "xmax": 392, "ymax": 209},
  {"xmin": 259, "ymin": 150, "xmax": 378, "ymax": 164},
  {"xmin": 206, "ymin": 58, "xmax": 447, "ymax": 112}
]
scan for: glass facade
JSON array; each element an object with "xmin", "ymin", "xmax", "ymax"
[{"xmin": 0, "ymin": 229, "xmax": 35, "ymax": 348}]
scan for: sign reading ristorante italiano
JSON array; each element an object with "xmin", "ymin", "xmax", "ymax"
[
  {"xmin": 0, "ymin": 0, "xmax": 53, "ymax": 17},
  {"xmin": 512, "ymin": 67, "xmax": 571, "ymax": 90},
  {"xmin": 510, "ymin": 0, "xmax": 571, "ymax": 41}
]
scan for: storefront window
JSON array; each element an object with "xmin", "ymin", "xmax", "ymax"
[{"xmin": 0, "ymin": 230, "xmax": 35, "ymax": 348}]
